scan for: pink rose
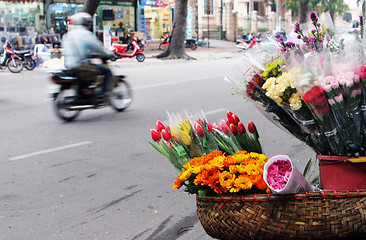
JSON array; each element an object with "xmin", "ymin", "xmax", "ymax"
[
  {"xmin": 268, "ymin": 164, "xmax": 279, "ymax": 175},
  {"xmin": 328, "ymin": 98, "xmax": 336, "ymax": 105},
  {"xmin": 284, "ymin": 171, "xmax": 291, "ymax": 182},
  {"xmin": 334, "ymin": 94, "xmax": 344, "ymax": 103},
  {"xmin": 351, "ymin": 89, "xmax": 362, "ymax": 98},
  {"xmin": 276, "ymin": 175, "xmax": 285, "ymax": 184},
  {"xmin": 357, "ymin": 66, "xmax": 366, "ymax": 79}
]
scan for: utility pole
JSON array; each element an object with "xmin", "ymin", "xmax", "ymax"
[
  {"xmin": 220, "ymin": 0, "xmax": 223, "ymax": 40},
  {"xmin": 276, "ymin": 0, "xmax": 282, "ymax": 32},
  {"xmin": 207, "ymin": 0, "xmax": 210, "ymax": 48}
]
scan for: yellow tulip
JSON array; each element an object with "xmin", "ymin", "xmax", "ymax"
[
  {"xmin": 179, "ymin": 129, "xmax": 191, "ymax": 145},
  {"xmin": 180, "ymin": 120, "xmax": 191, "ymax": 134},
  {"xmin": 170, "ymin": 125, "xmax": 177, "ymax": 138}
]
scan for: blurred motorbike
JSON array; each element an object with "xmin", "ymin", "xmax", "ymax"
[
  {"xmin": 48, "ymin": 57, "xmax": 133, "ymax": 121},
  {"xmin": 236, "ymin": 33, "xmax": 260, "ymax": 51},
  {"xmin": 110, "ymin": 37, "xmax": 145, "ymax": 62},
  {"xmin": 159, "ymin": 33, "xmax": 197, "ymax": 50},
  {"xmin": 14, "ymin": 48, "xmax": 36, "ymax": 71},
  {"xmin": 0, "ymin": 41, "xmax": 23, "ymax": 73}
]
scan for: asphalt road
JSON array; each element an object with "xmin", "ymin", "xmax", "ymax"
[{"xmin": 0, "ymin": 55, "xmax": 315, "ymax": 240}]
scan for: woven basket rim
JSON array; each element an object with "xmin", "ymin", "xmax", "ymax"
[{"xmin": 196, "ymin": 189, "xmax": 366, "ymax": 202}]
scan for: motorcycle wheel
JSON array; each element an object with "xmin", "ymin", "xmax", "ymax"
[
  {"xmin": 136, "ymin": 53, "xmax": 145, "ymax": 62},
  {"xmin": 159, "ymin": 43, "xmax": 168, "ymax": 51},
  {"xmin": 24, "ymin": 57, "xmax": 36, "ymax": 70},
  {"xmin": 7, "ymin": 58, "xmax": 23, "ymax": 73},
  {"xmin": 110, "ymin": 77, "xmax": 132, "ymax": 112},
  {"xmin": 54, "ymin": 89, "xmax": 80, "ymax": 121},
  {"xmin": 110, "ymin": 53, "xmax": 118, "ymax": 62},
  {"xmin": 190, "ymin": 43, "xmax": 198, "ymax": 50}
]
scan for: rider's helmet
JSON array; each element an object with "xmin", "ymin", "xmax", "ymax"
[{"xmin": 68, "ymin": 12, "xmax": 92, "ymax": 28}]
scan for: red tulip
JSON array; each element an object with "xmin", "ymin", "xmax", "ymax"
[
  {"xmin": 227, "ymin": 113, "xmax": 235, "ymax": 124},
  {"xmin": 151, "ymin": 129, "xmax": 161, "ymax": 142},
  {"xmin": 229, "ymin": 123, "xmax": 237, "ymax": 134},
  {"xmin": 166, "ymin": 126, "xmax": 171, "ymax": 134},
  {"xmin": 226, "ymin": 120, "xmax": 230, "ymax": 127},
  {"xmin": 232, "ymin": 114, "xmax": 239, "ymax": 125},
  {"xmin": 226, "ymin": 110, "xmax": 233, "ymax": 120},
  {"xmin": 156, "ymin": 120, "xmax": 165, "ymax": 132},
  {"xmin": 213, "ymin": 123, "xmax": 222, "ymax": 131},
  {"xmin": 237, "ymin": 122, "xmax": 246, "ymax": 134},
  {"xmin": 194, "ymin": 122, "xmax": 205, "ymax": 137},
  {"xmin": 248, "ymin": 121, "xmax": 256, "ymax": 134},
  {"xmin": 162, "ymin": 129, "xmax": 171, "ymax": 141},
  {"xmin": 206, "ymin": 122, "xmax": 213, "ymax": 132}
]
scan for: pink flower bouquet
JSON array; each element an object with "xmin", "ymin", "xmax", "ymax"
[{"xmin": 263, "ymin": 155, "xmax": 319, "ymax": 194}]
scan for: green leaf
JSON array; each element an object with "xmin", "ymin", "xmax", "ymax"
[
  {"xmin": 198, "ymin": 189, "xmax": 208, "ymax": 199},
  {"xmin": 149, "ymin": 141, "xmax": 169, "ymax": 158},
  {"xmin": 303, "ymin": 158, "xmax": 313, "ymax": 180}
]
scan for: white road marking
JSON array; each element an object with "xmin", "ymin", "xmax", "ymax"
[
  {"xmin": 9, "ymin": 141, "xmax": 92, "ymax": 161},
  {"xmin": 204, "ymin": 108, "xmax": 227, "ymax": 115},
  {"xmin": 132, "ymin": 74, "xmax": 225, "ymax": 90}
]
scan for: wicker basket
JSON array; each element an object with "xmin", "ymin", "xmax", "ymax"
[{"xmin": 196, "ymin": 190, "xmax": 366, "ymax": 240}]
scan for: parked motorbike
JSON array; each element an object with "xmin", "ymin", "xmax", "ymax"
[
  {"xmin": 0, "ymin": 41, "xmax": 23, "ymax": 73},
  {"xmin": 14, "ymin": 48, "xmax": 36, "ymax": 71},
  {"xmin": 236, "ymin": 33, "xmax": 260, "ymax": 51},
  {"xmin": 185, "ymin": 39, "xmax": 198, "ymax": 50},
  {"xmin": 159, "ymin": 32, "xmax": 170, "ymax": 51},
  {"xmin": 159, "ymin": 33, "xmax": 197, "ymax": 50},
  {"xmin": 110, "ymin": 37, "xmax": 145, "ymax": 62},
  {"xmin": 49, "ymin": 57, "xmax": 133, "ymax": 121},
  {"xmin": 125, "ymin": 35, "xmax": 145, "ymax": 52}
]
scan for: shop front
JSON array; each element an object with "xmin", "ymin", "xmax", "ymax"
[
  {"xmin": 97, "ymin": 0, "xmax": 137, "ymax": 40},
  {"xmin": 140, "ymin": 0, "xmax": 174, "ymax": 40},
  {"xmin": 0, "ymin": 0, "xmax": 43, "ymax": 36}
]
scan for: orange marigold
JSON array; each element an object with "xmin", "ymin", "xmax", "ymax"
[
  {"xmin": 256, "ymin": 177, "xmax": 268, "ymax": 190},
  {"xmin": 219, "ymin": 171, "xmax": 235, "ymax": 190},
  {"xmin": 173, "ymin": 177, "xmax": 184, "ymax": 189},
  {"xmin": 234, "ymin": 175, "xmax": 252, "ymax": 190},
  {"xmin": 244, "ymin": 164, "xmax": 260, "ymax": 175}
]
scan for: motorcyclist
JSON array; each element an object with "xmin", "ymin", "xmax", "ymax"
[{"xmin": 61, "ymin": 12, "xmax": 113, "ymax": 100}]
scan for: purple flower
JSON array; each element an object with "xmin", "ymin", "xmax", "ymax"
[
  {"xmin": 297, "ymin": 34, "xmax": 301, "ymax": 39},
  {"xmin": 310, "ymin": 11, "xmax": 318, "ymax": 22},
  {"xmin": 311, "ymin": 29, "xmax": 316, "ymax": 34}
]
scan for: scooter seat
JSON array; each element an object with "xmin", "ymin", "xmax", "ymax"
[
  {"xmin": 14, "ymin": 50, "xmax": 31, "ymax": 55},
  {"xmin": 112, "ymin": 43, "xmax": 128, "ymax": 47}
]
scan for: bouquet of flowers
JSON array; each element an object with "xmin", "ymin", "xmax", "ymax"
[
  {"xmin": 149, "ymin": 110, "xmax": 319, "ymax": 197},
  {"xmin": 228, "ymin": 11, "xmax": 366, "ymax": 157},
  {"xmin": 173, "ymin": 150, "xmax": 269, "ymax": 198}
]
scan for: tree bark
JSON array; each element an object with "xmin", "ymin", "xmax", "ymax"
[
  {"xmin": 82, "ymin": 0, "xmax": 101, "ymax": 16},
  {"xmin": 155, "ymin": 0, "xmax": 194, "ymax": 59},
  {"xmin": 298, "ymin": 0, "xmax": 308, "ymax": 23}
]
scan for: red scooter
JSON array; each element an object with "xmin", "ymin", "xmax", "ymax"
[
  {"xmin": 110, "ymin": 37, "xmax": 145, "ymax": 62},
  {"xmin": 236, "ymin": 36, "xmax": 259, "ymax": 51},
  {"xmin": 0, "ymin": 41, "xmax": 24, "ymax": 73},
  {"xmin": 159, "ymin": 32, "xmax": 170, "ymax": 51}
]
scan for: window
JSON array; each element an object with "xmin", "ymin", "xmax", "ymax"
[{"xmin": 204, "ymin": 0, "xmax": 214, "ymax": 15}]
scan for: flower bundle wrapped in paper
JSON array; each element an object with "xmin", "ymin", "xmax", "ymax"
[
  {"xmin": 228, "ymin": 11, "xmax": 366, "ymax": 157},
  {"xmin": 149, "ymin": 110, "xmax": 263, "ymax": 171}
]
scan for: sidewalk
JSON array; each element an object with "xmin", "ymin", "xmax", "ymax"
[{"xmin": 142, "ymin": 39, "xmax": 242, "ymax": 61}]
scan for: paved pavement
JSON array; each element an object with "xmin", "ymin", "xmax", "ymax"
[{"xmin": 123, "ymin": 39, "xmax": 242, "ymax": 66}]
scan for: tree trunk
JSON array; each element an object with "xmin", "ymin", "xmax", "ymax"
[
  {"xmin": 298, "ymin": 0, "xmax": 308, "ymax": 23},
  {"xmin": 82, "ymin": 0, "xmax": 101, "ymax": 16},
  {"xmin": 329, "ymin": 10, "xmax": 335, "ymax": 22},
  {"xmin": 155, "ymin": 0, "xmax": 194, "ymax": 59}
]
